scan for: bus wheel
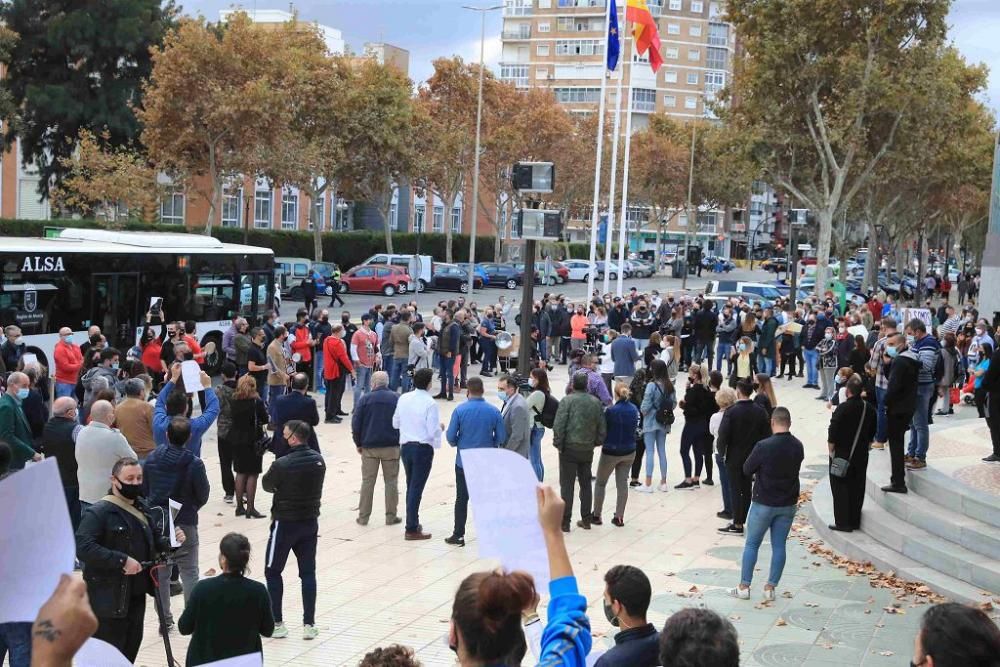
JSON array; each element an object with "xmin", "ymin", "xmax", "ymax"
[{"xmin": 201, "ymin": 332, "xmax": 224, "ymax": 376}]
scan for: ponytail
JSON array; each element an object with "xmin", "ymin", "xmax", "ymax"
[
  {"xmin": 452, "ymin": 570, "xmax": 536, "ymax": 662},
  {"xmin": 220, "ymin": 532, "xmax": 252, "ymax": 576}
]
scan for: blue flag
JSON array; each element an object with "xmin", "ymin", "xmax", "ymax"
[{"xmin": 607, "ymin": 0, "xmax": 620, "ymax": 71}]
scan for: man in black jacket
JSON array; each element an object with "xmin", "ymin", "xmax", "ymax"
[
  {"xmin": 43, "ymin": 397, "xmax": 82, "ymax": 532},
  {"xmin": 881, "ymin": 333, "xmax": 920, "ymax": 493},
  {"xmin": 596, "ymin": 565, "xmax": 660, "ymax": 667},
  {"xmin": 981, "ymin": 340, "xmax": 1000, "ymax": 463},
  {"xmin": 716, "ymin": 380, "xmax": 771, "ymax": 535},
  {"xmin": 262, "ymin": 420, "xmax": 326, "ymax": 641},
  {"xmin": 827, "ymin": 377, "xmax": 877, "ymax": 531},
  {"xmin": 693, "ymin": 300, "xmax": 718, "ymax": 367},
  {"xmin": 76, "ymin": 457, "xmax": 181, "ymax": 662}
]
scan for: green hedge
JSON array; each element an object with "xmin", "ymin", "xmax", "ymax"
[{"xmin": 0, "ymin": 218, "xmax": 496, "ymax": 269}]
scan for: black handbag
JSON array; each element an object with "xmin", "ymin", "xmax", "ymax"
[
  {"xmin": 830, "ymin": 402, "xmax": 866, "ymax": 478},
  {"xmin": 253, "ymin": 403, "xmax": 272, "ymax": 457}
]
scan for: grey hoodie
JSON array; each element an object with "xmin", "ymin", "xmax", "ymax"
[{"xmin": 81, "ymin": 366, "xmax": 121, "ymax": 407}]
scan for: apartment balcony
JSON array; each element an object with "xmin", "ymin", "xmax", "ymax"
[
  {"xmin": 633, "ymin": 100, "xmax": 657, "ymax": 113},
  {"xmin": 503, "ymin": 2, "xmax": 533, "ymax": 17},
  {"xmin": 502, "ymin": 26, "xmax": 532, "ymax": 39}
]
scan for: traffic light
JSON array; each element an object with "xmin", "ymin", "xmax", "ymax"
[{"xmin": 771, "ymin": 193, "xmax": 784, "ymax": 226}]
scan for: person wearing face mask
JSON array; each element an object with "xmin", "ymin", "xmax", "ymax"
[
  {"xmin": 727, "ymin": 337, "xmax": 758, "ymax": 389},
  {"xmin": 266, "ymin": 326, "xmax": 292, "ymax": 419},
  {"xmin": 0, "ymin": 324, "xmax": 26, "ymax": 371},
  {"xmin": 0, "ymin": 371, "xmax": 41, "ymax": 470},
  {"xmin": 569, "ymin": 306, "xmax": 589, "ymax": 352},
  {"xmin": 53, "ymin": 326, "xmax": 84, "ymax": 399},
  {"xmin": 902, "ymin": 319, "xmax": 940, "ymax": 471},
  {"xmin": 629, "ymin": 301, "xmax": 655, "ymax": 358},
  {"xmin": 595, "ymin": 565, "xmax": 659, "ymax": 666},
  {"xmin": 477, "ymin": 308, "xmax": 498, "ymax": 377},
  {"xmin": 815, "ymin": 328, "xmax": 839, "ymax": 401},
  {"xmin": 881, "ymin": 333, "xmax": 920, "ymax": 493},
  {"xmin": 498, "ymin": 374, "xmax": 531, "ymax": 460},
  {"xmin": 310, "ymin": 310, "xmax": 333, "ymax": 391},
  {"xmin": 322, "ymin": 324, "xmax": 355, "ymax": 421},
  {"xmin": 178, "ymin": 533, "xmax": 274, "ymax": 666},
  {"xmin": 76, "ymin": 400, "xmax": 137, "ymax": 507},
  {"xmin": 114, "ymin": 378, "xmax": 156, "ymax": 462},
  {"xmin": 76, "ymin": 456, "xmax": 183, "ymax": 662},
  {"xmin": 80, "ymin": 348, "xmax": 123, "ymax": 419}
]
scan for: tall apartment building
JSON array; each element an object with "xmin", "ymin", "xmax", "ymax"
[{"xmin": 499, "ymin": 0, "xmax": 738, "ymax": 258}]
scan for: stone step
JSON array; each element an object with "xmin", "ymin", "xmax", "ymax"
[
  {"xmin": 865, "ymin": 455, "xmax": 1000, "ymax": 561},
  {"xmin": 809, "ymin": 479, "xmax": 992, "ymax": 605}
]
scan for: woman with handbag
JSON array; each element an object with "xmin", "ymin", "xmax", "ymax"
[
  {"xmin": 827, "ymin": 376, "xmax": 877, "ymax": 532},
  {"xmin": 230, "ymin": 375, "xmax": 270, "ymax": 519},
  {"xmin": 637, "ymin": 359, "xmax": 675, "ymax": 493}
]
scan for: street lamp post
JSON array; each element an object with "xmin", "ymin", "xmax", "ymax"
[{"xmin": 464, "ymin": 3, "xmax": 503, "ymax": 295}]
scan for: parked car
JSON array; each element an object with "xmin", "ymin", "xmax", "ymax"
[
  {"xmin": 511, "ymin": 262, "xmax": 558, "ymax": 286},
  {"xmin": 595, "ymin": 261, "xmax": 622, "ymax": 280},
  {"xmin": 625, "ymin": 259, "xmax": 654, "ymax": 278},
  {"xmin": 704, "ymin": 291, "xmax": 774, "ymax": 311},
  {"xmin": 339, "ymin": 264, "xmax": 411, "ymax": 296},
  {"xmin": 431, "ymin": 264, "xmax": 484, "ymax": 293},
  {"xmin": 706, "ymin": 280, "xmax": 784, "ymax": 301},
  {"xmin": 551, "ymin": 261, "xmax": 570, "ymax": 283},
  {"xmin": 478, "ymin": 263, "xmax": 524, "ymax": 289},
  {"xmin": 560, "ymin": 259, "xmax": 595, "ymax": 282},
  {"xmin": 360, "ymin": 253, "xmax": 434, "ymax": 292},
  {"xmin": 701, "ymin": 256, "xmax": 735, "ymax": 272},
  {"xmin": 759, "ymin": 257, "xmax": 789, "ymax": 273}
]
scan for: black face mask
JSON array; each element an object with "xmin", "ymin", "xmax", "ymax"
[
  {"xmin": 603, "ymin": 599, "xmax": 620, "ymax": 627},
  {"xmin": 342, "ymin": 316, "xmax": 350, "ymax": 323},
  {"xmin": 115, "ymin": 477, "xmax": 142, "ymax": 501}
]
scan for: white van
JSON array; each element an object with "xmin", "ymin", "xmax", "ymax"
[
  {"xmin": 274, "ymin": 257, "xmax": 313, "ymax": 297},
  {"xmin": 360, "ymin": 253, "xmax": 434, "ymax": 292},
  {"xmin": 705, "ymin": 280, "xmax": 784, "ymax": 301}
]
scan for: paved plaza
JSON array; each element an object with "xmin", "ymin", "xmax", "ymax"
[{"xmin": 132, "ymin": 361, "xmax": 999, "ymax": 667}]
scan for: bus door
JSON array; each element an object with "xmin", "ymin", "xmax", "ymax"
[
  {"xmin": 92, "ymin": 273, "xmax": 140, "ymax": 351},
  {"xmin": 240, "ymin": 271, "xmax": 273, "ymax": 322}
]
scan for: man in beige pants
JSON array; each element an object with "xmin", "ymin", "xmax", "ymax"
[{"xmin": 351, "ymin": 371, "xmax": 401, "ymax": 526}]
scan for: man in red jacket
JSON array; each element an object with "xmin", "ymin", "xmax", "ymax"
[
  {"xmin": 322, "ymin": 324, "xmax": 355, "ymax": 423},
  {"xmin": 54, "ymin": 327, "xmax": 84, "ymax": 398},
  {"xmin": 290, "ymin": 309, "xmax": 315, "ymax": 388}
]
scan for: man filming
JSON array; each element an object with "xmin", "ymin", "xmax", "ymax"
[{"xmin": 76, "ymin": 457, "xmax": 185, "ymax": 662}]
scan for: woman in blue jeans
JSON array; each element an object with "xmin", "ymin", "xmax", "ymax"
[
  {"xmin": 525, "ymin": 368, "xmax": 553, "ymax": 481},
  {"xmin": 638, "ymin": 359, "xmax": 675, "ymax": 493},
  {"xmin": 728, "ymin": 407, "xmax": 803, "ymax": 601}
]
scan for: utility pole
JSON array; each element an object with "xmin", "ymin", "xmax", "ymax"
[{"xmin": 681, "ymin": 122, "xmax": 696, "ymax": 290}]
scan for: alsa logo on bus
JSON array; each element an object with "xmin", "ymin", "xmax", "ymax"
[{"xmin": 21, "ymin": 256, "xmax": 65, "ymax": 272}]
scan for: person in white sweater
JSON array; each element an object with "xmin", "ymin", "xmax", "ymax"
[
  {"xmin": 711, "ymin": 387, "xmax": 737, "ymax": 522},
  {"xmin": 76, "ymin": 400, "xmax": 136, "ymax": 507}
]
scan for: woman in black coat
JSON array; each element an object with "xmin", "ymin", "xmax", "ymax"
[
  {"xmin": 229, "ymin": 375, "xmax": 269, "ymax": 519},
  {"xmin": 677, "ymin": 365, "xmax": 717, "ymax": 488}
]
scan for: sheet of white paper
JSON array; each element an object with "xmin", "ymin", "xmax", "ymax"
[
  {"xmin": 21, "ymin": 352, "xmax": 38, "ymax": 367},
  {"xmin": 0, "ymin": 459, "xmax": 75, "ymax": 623},
  {"xmin": 461, "ymin": 449, "xmax": 549, "ymax": 588},
  {"xmin": 76, "ymin": 637, "xmax": 134, "ymax": 667},
  {"xmin": 168, "ymin": 498, "xmax": 182, "ymax": 547},
  {"xmin": 847, "ymin": 324, "xmax": 868, "ymax": 340},
  {"xmin": 200, "ymin": 652, "xmax": 264, "ymax": 667},
  {"xmin": 181, "ymin": 359, "xmax": 201, "ymax": 394}
]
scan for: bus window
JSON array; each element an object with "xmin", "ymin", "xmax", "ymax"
[{"xmin": 192, "ymin": 274, "xmax": 237, "ymax": 322}]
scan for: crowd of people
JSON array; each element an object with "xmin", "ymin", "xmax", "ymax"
[{"xmin": 3, "ymin": 274, "xmax": 1000, "ymax": 666}]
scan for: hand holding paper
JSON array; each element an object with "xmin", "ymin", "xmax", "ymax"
[{"xmin": 180, "ymin": 360, "xmax": 201, "ymax": 394}]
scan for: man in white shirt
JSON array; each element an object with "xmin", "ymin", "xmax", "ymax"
[
  {"xmin": 75, "ymin": 400, "xmax": 137, "ymax": 507},
  {"xmin": 391, "ymin": 367, "xmax": 441, "ymax": 541}
]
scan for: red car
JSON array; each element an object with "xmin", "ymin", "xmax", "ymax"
[
  {"xmin": 552, "ymin": 261, "xmax": 570, "ymax": 284},
  {"xmin": 339, "ymin": 264, "xmax": 411, "ymax": 296}
]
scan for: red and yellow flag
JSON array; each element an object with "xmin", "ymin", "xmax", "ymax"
[{"xmin": 625, "ymin": 0, "xmax": 663, "ymax": 72}]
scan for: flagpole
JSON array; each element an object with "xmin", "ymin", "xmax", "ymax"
[
  {"xmin": 603, "ymin": 46, "xmax": 625, "ymax": 295},
  {"xmin": 615, "ymin": 53, "xmax": 635, "ymax": 298},
  {"xmin": 586, "ymin": 0, "xmax": 614, "ymax": 299}
]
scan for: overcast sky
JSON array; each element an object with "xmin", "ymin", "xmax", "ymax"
[{"xmin": 183, "ymin": 0, "xmax": 998, "ymax": 111}]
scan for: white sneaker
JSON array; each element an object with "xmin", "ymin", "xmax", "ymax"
[
  {"xmin": 271, "ymin": 623, "xmax": 288, "ymax": 639},
  {"xmin": 727, "ymin": 587, "xmax": 750, "ymax": 600},
  {"xmin": 762, "ymin": 588, "xmax": 776, "ymax": 602},
  {"xmin": 635, "ymin": 484, "xmax": 654, "ymax": 494},
  {"xmin": 303, "ymin": 624, "xmax": 318, "ymax": 640},
  {"xmin": 657, "ymin": 483, "xmax": 669, "ymax": 492}
]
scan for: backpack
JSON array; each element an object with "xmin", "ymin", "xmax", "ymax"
[
  {"xmin": 533, "ymin": 392, "xmax": 560, "ymax": 429},
  {"xmin": 933, "ymin": 349, "xmax": 946, "ymax": 384},
  {"xmin": 653, "ymin": 383, "xmax": 675, "ymax": 426}
]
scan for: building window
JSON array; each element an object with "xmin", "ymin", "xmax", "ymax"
[
  {"xmin": 665, "ymin": 47, "xmax": 679, "ymax": 59},
  {"xmin": 557, "ymin": 0, "xmax": 606, "ymax": 6},
  {"xmin": 555, "ymin": 39, "xmax": 604, "ymax": 56},
  {"xmin": 691, "ymin": 0, "xmax": 704, "ymax": 11},
  {"xmin": 310, "ymin": 197, "xmax": 325, "ymax": 231},
  {"xmin": 537, "ymin": 44, "xmax": 549, "ymax": 56},
  {"xmin": 557, "ymin": 16, "xmax": 601, "ymax": 31},
  {"xmin": 685, "ymin": 95, "xmax": 698, "ymax": 109},
  {"xmin": 689, "ymin": 24, "xmax": 702, "ymax": 36},
  {"xmin": 432, "ymin": 205, "xmax": 444, "ymax": 232},
  {"xmin": 504, "ymin": 0, "xmax": 533, "ymax": 16},
  {"xmin": 688, "ymin": 49, "xmax": 700, "ymax": 61},
  {"xmin": 537, "ymin": 67, "xmax": 549, "ymax": 79},
  {"xmin": 704, "ymin": 70, "xmax": 725, "ymax": 95},
  {"xmin": 500, "ymin": 64, "xmax": 529, "ymax": 87},
  {"xmin": 706, "ymin": 46, "xmax": 727, "ymax": 69},
  {"xmin": 281, "ymin": 189, "xmax": 298, "ymax": 230},
  {"xmin": 451, "ymin": 207, "xmax": 462, "ymax": 233},
  {"xmin": 538, "ymin": 21, "xmax": 551, "ymax": 32},
  {"xmin": 632, "ymin": 87, "xmax": 656, "ymax": 112},
  {"xmin": 664, "ymin": 95, "xmax": 676, "ymax": 107},
  {"xmin": 159, "ymin": 186, "xmax": 184, "ymax": 225},
  {"xmin": 687, "ymin": 72, "xmax": 699, "ymax": 85},
  {"xmin": 553, "ymin": 87, "xmax": 602, "ymax": 103},
  {"xmin": 667, "ymin": 23, "xmax": 680, "ymax": 34},
  {"xmin": 708, "ymin": 22, "xmax": 728, "ymax": 46},
  {"xmin": 664, "ymin": 70, "xmax": 678, "ymax": 83},
  {"xmin": 648, "ymin": 0, "xmax": 663, "ymax": 16},
  {"xmin": 254, "ymin": 190, "xmax": 272, "ymax": 229},
  {"xmin": 221, "ymin": 187, "xmax": 241, "ymax": 228},
  {"xmin": 510, "ymin": 211, "xmax": 520, "ymax": 239},
  {"xmin": 414, "ymin": 204, "xmax": 425, "ymax": 233},
  {"xmin": 668, "ymin": 0, "xmax": 682, "ymax": 9},
  {"xmin": 697, "ymin": 210, "xmax": 716, "ymax": 233}
]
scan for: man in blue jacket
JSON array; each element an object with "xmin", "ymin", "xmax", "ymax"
[
  {"xmin": 153, "ymin": 364, "xmax": 219, "ymax": 458},
  {"xmin": 351, "ymin": 371, "xmax": 401, "ymax": 526},
  {"xmin": 444, "ymin": 377, "xmax": 505, "ymax": 547},
  {"xmin": 904, "ymin": 318, "xmax": 941, "ymax": 470},
  {"xmin": 596, "ymin": 565, "xmax": 659, "ymax": 667},
  {"xmin": 611, "ymin": 323, "xmax": 640, "ymax": 381},
  {"xmin": 269, "ymin": 373, "xmax": 321, "ymax": 458},
  {"xmin": 142, "ymin": 417, "xmax": 210, "ymax": 628}
]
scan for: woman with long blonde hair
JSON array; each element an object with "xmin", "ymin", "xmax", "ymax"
[
  {"xmin": 711, "ymin": 387, "xmax": 737, "ymax": 520},
  {"xmin": 229, "ymin": 374, "xmax": 270, "ymax": 518}
]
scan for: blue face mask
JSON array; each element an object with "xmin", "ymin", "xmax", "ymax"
[
  {"xmin": 905, "ymin": 335, "xmax": 915, "ymax": 346},
  {"xmin": 16, "ymin": 388, "xmax": 29, "ymax": 400},
  {"xmin": 61, "ymin": 334, "xmax": 73, "ymax": 344},
  {"xmin": 738, "ymin": 343, "xmax": 747, "ymax": 352},
  {"xmin": 111, "ymin": 362, "xmax": 120, "ymax": 370},
  {"xmin": 497, "ymin": 390, "xmax": 507, "ymax": 403},
  {"xmin": 886, "ymin": 346, "xmax": 898, "ymax": 358}
]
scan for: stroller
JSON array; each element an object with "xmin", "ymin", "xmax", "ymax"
[{"xmin": 960, "ymin": 374, "xmax": 976, "ymax": 405}]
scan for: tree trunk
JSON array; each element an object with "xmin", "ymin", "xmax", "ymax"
[
  {"xmin": 309, "ymin": 179, "xmax": 329, "ymax": 262},
  {"xmin": 813, "ymin": 207, "xmax": 835, "ymax": 295},
  {"xmin": 204, "ymin": 145, "xmax": 219, "ymax": 234},
  {"xmin": 864, "ymin": 216, "xmax": 879, "ymax": 294},
  {"xmin": 380, "ymin": 180, "xmax": 395, "ymax": 254},
  {"xmin": 444, "ymin": 188, "xmax": 458, "ymax": 264},
  {"xmin": 654, "ymin": 211, "xmax": 663, "ymax": 270}
]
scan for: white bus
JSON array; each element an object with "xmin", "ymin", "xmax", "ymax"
[{"xmin": 1, "ymin": 228, "xmax": 275, "ymax": 375}]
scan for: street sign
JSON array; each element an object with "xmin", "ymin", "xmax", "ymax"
[{"xmin": 511, "ymin": 162, "xmax": 555, "ymax": 193}]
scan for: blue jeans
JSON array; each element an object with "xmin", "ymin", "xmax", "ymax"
[
  {"xmin": 0, "ymin": 622, "xmax": 32, "ymax": 667},
  {"xmin": 715, "ymin": 453, "xmax": 732, "ymax": 514},
  {"xmin": 55, "ymin": 381, "xmax": 76, "ymax": 399},
  {"xmin": 643, "ymin": 429, "xmax": 667, "ymax": 480},
  {"xmin": 454, "ymin": 466, "xmax": 469, "ymax": 538},
  {"xmin": 741, "ymin": 502, "xmax": 797, "ymax": 588},
  {"xmin": 267, "ymin": 385, "xmax": 286, "ymax": 422},
  {"xmin": 538, "ymin": 339, "xmax": 548, "ymax": 363},
  {"xmin": 803, "ymin": 348, "xmax": 819, "ymax": 385},
  {"xmin": 400, "ymin": 367, "xmax": 413, "ymax": 393},
  {"xmin": 907, "ymin": 383, "xmax": 935, "ymax": 460},
  {"xmin": 759, "ymin": 354, "xmax": 774, "ymax": 377},
  {"xmin": 716, "ymin": 342, "xmax": 733, "ymax": 373},
  {"xmin": 401, "ymin": 443, "xmax": 434, "ymax": 532},
  {"xmin": 390, "ymin": 356, "xmax": 405, "ymax": 391},
  {"xmin": 353, "ymin": 366, "xmax": 372, "ymax": 405},
  {"xmin": 530, "ymin": 426, "xmax": 545, "ymax": 481},
  {"xmin": 439, "ymin": 354, "xmax": 455, "ymax": 395},
  {"xmin": 875, "ymin": 386, "xmax": 888, "ymax": 443},
  {"xmin": 314, "ymin": 352, "xmax": 325, "ymax": 390},
  {"xmin": 694, "ymin": 341, "xmax": 713, "ymax": 366},
  {"xmin": 383, "ymin": 355, "xmax": 395, "ymax": 388}
]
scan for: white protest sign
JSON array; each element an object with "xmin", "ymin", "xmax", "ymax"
[
  {"xmin": 847, "ymin": 324, "xmax": 868, "ymax": 340},
  {"xmin": 21, "ymin": 352, "xmax": 38, "ymax": 368},
  {"xmin": 180, "ymin": 360, "xmax": 202, "ymax": 394},
  {"xmin": 0, "ymin": 459, "xmax": 75, "ymax": 623},
  {"xmin": 168, "ymin": 498, "xmax": 182, "ymax": 547},
  {"xmin": 900, "ymin": 308, "xmax": 932, "ymax": 329},
  {"xmin": 76, "ymin": 637, "xmax": 134, "ymax": 667},
  {"xmin": 201, "ymin": 652, "xmax": 264, "ymax": 667},
  {"xmin": 461, "ymin": 449, "xmax": 549, "ymax": 588}
]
